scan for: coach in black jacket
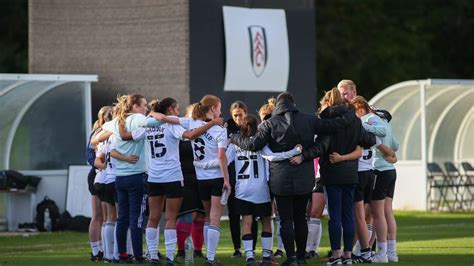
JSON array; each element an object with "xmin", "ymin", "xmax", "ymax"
[{"xmin": 230, "ymin": 92, "xmax": 355, "ymax": 265}]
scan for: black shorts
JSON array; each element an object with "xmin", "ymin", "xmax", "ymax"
[
  {"xmin": 372, "ymin": 169, "xmax": 397, "ymax": 200},
  {"xmin": 179, "ymin": 176, "xmax": 205, "ymax": 216},
  {"xmin": 355, "ymin": 170, "xmax": 375, "ymax": 203},
  {"xmin": 148, "ymin": 181, "xmax": 184, "ymax": 198},
  {"xmin": 94, "ymin": 183, "xmax": 106, "ymax": 201},
  {"xmin": 312, "ymin": 178, "xmax": 324, "ymax": 194},
  {"xmin": 87, "ymin": 168, "xmax": 98, "ymax": 196},
  {"xmin": 103, "ymin": 182, "xmax": 117, "ymax": 205},
  {"xmin": 235, "ymin": 198, "xmax": 272, "ymax": 217},
  {"xmin": 197, "ymin": 178, "xmax": 224, "ymax": 200}
]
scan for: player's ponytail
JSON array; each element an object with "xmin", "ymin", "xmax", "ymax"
[{"xmin": 153, "ymin": 97, "xmax": 177, "ymax": 115}]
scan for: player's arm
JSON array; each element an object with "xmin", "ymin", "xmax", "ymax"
[
  {"xmin": 377, "ymin": 143, "xmax": 397, "ymax": 164},
  {"xmin": 182, "ymin": 117, "xmax": 224, "ymax": 140},
  {"xmin": 193, "ymin": 144, "xmax": 234, "ymax": 169},
  {"xmin": 91, "ymin": 130, "xmax": 112, "ymax": 145},
  {"xmin": 148, "ymin": 112, "xmax": 180, "ymax": 125},
  {"xmin": 94, "ymin": 152, "xmax": 106, "ymax": 170},
  {"xmin": 219, "ymin": 147, "xmax": 231, "ymax": 193},
  {"xmin": 261, "ymin": 144, "xmax": 302, "ymax": 162},
  {"xmin": 329, "ymin": 145, "xmax": 363, "ymax": 163},
  {"xmin": 110, "ymin": 149, "xmax": 139, "ymax": 164}
]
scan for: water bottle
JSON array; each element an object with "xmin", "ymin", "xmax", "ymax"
[
  {"xmin": 184, "ymin": 236, "xmax": 194, "ymax": 265},
  {"xmin": 220, "ymin": 189, "xmax": 229, "ymax": 205},
  {"xmin": 44, "ymin": 208, "xmax": 52, "ymax": 232}
]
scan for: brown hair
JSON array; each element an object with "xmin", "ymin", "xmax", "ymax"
[
  {"xmin": 153, "ymin": 97, "xmax": 178, "ymax": 114},
  {"xmin": 240, "ymin": 114, "xmax": 259, "ymax": 137},
  {"xmin": 117, "ymin": 94, "xmax": 146, "ymax": 126},
  {"xmin": 351, "ymin": 96, "xmax": 375, "ymax": 114},
  {"xmin": 192, "ymin": 95, "xmax": 221, "ymax": 120},
  {"xmin": 93, "ymin": 106, "xmax": 113, "ymax": 130},
  {"xmin": 318, "ymin": 87, "xmax": 345, "ymax": 114},
  {"xmin": 258, "ymin": 97, "xmax": 276, "ymax": 120},
  {"xmin": 229, "ymin": 101, "xmax": 248, "ymax": 115}
]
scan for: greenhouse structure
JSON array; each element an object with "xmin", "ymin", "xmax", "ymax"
[
  {"xmin": 0, "ymin": 74, "xmax": 97, "ymax": 230},
  {"xmin": 369, "ymin": 79, "xmax": 474, "ymax": 210}
]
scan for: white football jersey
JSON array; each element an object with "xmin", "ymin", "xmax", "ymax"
[
  {"xmin": 146, "ymin": 119, "xmax": 186, "ymax": 183},
  {"xmin": 94, "ymin": 140, "xmax": 106, "ymax": 184},
  {"xmin": 98, "ymin": 135, "xmax": 117, "ymax": 184},
  {"xmin": 179, "ymin": 117, "xmax": 227, "ymax": 180},
  {"xmin": 227, "ymin": 144, "xmax": 271, "ymax": 204}
]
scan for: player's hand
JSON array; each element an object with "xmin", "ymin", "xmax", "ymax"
[
  {"xmin": 127, "ymin": 155, "xmax": 139, "ymax": 164},
  {"xmin": 223, "ymin": 181, "xmax": 232, "ymax": 194},
  {"xmin": 384, "ymin": 155, "xmax": 397, "ymax": 164},
  {"xmin": 289, "ymin": 155, "xmax": 303, "ymax": 165},
  {"xmin": 211, "ymin": 117, "xmax": 224, "ymax": 126},
  {"xmin": 329, "ymin": 152, "xmax": 343, "ymax": 163},
  {"xmin": 295, "ymin": 144, "xmax": 303, "ymax": 153}
]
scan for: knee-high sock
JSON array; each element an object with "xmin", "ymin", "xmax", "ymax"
[
  {"xmin": 145, "ymin": 227, "xmax": 159, "ymax": 260},
  {"xmin": 207, "ymin": 225, "xmax": 221, "ymax": 261},
  {"xmin": 165, "ymin": 229, "xmax": 177, "ymax": 261},
  {"xmin": 306, "ymin": 218, "xmax": 321, "ymax": 253},
  {"xmin": 242, "ymin": 234, "xmax": 254, "ymax": 259},
  {"xmin": 387, "ymin": 240, "xmax": 397, "ymax": 256},
  {"xmin": 204, "ymin": 222, "xmax": 209, "ymax": 248},
  {"xmin": 104, "ymin": 223, "xmax": 115, "ymax": 260},
  {"xmin": 192, "ymin": 219, "xmax": 204, "ymax": 251},
  {"xmin": 101, "ymin": 224, "xmax": 105, "ymax": 252},
  {"xmin": 261, "ymin": 232, "xmax": 273, "ymax": 258}
]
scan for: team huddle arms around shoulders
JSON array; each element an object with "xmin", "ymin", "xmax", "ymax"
[{"xmin": 86, "ymin": 80, "xmax": 399, "ymax": 265}]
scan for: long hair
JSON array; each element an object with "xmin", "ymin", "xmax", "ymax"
[
  {"xmin": 229, "ymin": 101, "xmax": 248, "ymax": 115},
  {"xmin": 351, "ymin": 96, "xmax": 375, "ymax": 114},
  {"xmin": 117, "ymin": 94, "xmax": 145, "ymax": 125},
  {"xmin": 240, "ymin": 114, "xmax": 259, "ymax": 137},
  {"xmin": 258, "ymin": 97, "xmax": 276, "ymax": 121},
  {"xmin": 93, "ymin": 106, "xmax": 113, "ymax": 130},
  {"xmin": 153, "ymin": 97, "xmax": 178, "ymax": 114},
  {"xmin": 318, "ymin": 87, "xmax": 345, "ymax": 114},
  {"xmin": 192, "ymin": 95, "xmax": 221, "ymax": 120}
]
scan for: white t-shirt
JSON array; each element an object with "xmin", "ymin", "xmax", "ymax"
[
  {"xmin": 145, "ymin": 118, "xmax": 186, "ymax": 183},
  {"xmin": 179, "ymin": 117, "xmax": 227, "ymax": 180},
  {"xmin": 227, "ymin": 144, "xmax": 270, "ymax": 204},
  {"xmin": 97, "ymin": 135, "xmax": 117, "ymax": 184},
  {"xmin": 94, "ymin": 140, "xmax": 106, "ymax": 184}
]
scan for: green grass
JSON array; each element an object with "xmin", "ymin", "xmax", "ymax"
[{"xmin": 0, "ymin": 211, "xmax": 474, "ymax": 265}]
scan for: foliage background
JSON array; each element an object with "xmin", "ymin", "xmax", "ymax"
[{"xmin": 1, "ymin": 0, "xmax": 473, "ymax": 99}]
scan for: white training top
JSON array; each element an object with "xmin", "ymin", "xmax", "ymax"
[
  {"xmin": 194, "ymin": 143, "xmax": 300, "ymax": 203},
  {"xmin": 95, "ymin": 140, "xmax": 106, "ymax": 184},
  {"xmin": 358, "ymin": 113, "xmax": 385, "ymax": 172},
  {"xmin": 143, "ymin": 118, "xmax": 186, "ymax": 183},
  {"xmin": 97, "ymin": 135, "xmax": 117, "ymax": 184},
  {"xmin": 179, "ymin": 117, "xmax": 227, "ymax": 180}
]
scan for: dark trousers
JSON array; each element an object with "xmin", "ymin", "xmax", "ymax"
[
  {"xmin": 115, "ymin": 173, "xmax": 147, "ymax": 257},
  {"xmin": 275, "ymin": 194, "xmax": 310, "ymax": 259},
  {"xmin": 325, "ymin": 184, "xmax": 356, "ymax": 252},
  {"xmin": 228, "ymin": 190, "xmax": 258, "ymax": 250}
]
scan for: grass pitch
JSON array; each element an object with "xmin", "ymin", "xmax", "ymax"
[{"xmin": 0, "ymin": 211, "xmax": 473, "ymax": 265}]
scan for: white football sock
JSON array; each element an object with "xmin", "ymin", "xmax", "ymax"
[
  {"xmin": 146, "ymin": 227, "xmax": 159, "ymax": 260},
  {"xmin": 165, "ymin": 229, "xmax": 177, "ymax": 261},
  {"xmin": 207, "ymin": 225, "xmax": 220, "ymax": 261}
]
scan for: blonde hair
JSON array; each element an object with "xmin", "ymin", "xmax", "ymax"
[
  {"xmin": 318, "ymin": 87, "xmax": 345, "ymax": 113},
  {"xmin": 192, "ymin": 95, "xmax": 221, "ymax": 120},
  {"xmin": 116, "ymin": 94, "xmax": 146, "ymax": 126},
  {"xmin": 93, "ymin": 106, "xmax": 113, "ymax": 130},
  {"xmin": 337, "ymin": 79, "xmax": 357, "ymax": 94},
  {"xmin": 258, "ymin": 97, "xmax": 276, "ymax": 120},
  {"xmin": 351, "ymin": 96, "xmax": 375, "ymax": 114},
  {"xmin": 185, "ymin": 103, "xmax": 197, "ymax": 118}
]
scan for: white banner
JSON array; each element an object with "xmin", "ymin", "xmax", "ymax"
[{"xmin": 223, "ymin": 6, "xmax": 290, "ymax": 92}]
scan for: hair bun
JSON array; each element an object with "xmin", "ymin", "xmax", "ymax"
[{"xmin": 268, "ymin": 97, "xmax": 276, "ymax": 106}]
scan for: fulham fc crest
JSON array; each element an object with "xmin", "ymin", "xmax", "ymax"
[{"xmin": 248, "ymin": 25, "xmax": 267, "ymax": 77}]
